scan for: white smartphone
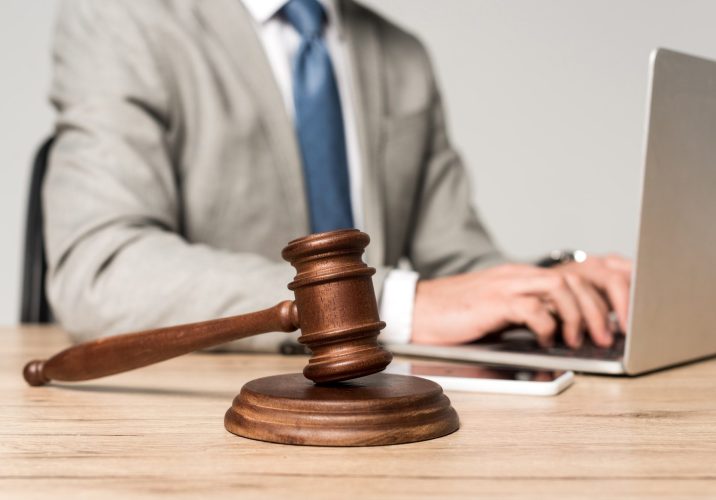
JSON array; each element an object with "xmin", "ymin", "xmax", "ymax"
[{"xmin": 386, "ymin": 360, "xmax": 574, "ymax": 396}]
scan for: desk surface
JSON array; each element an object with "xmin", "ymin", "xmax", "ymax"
[{"xmin": 3, "ymin": 326, "xmax": 716, "ymax": 499}]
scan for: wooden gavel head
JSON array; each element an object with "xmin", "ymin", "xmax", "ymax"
[{"xmin": 282, "ymin": 229, "xmax": 393, "ymax": 383}]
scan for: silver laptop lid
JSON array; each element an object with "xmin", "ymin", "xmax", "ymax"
[{"xmin": 625, "ymin": 48, "xmax": 716, "ymax": 374}]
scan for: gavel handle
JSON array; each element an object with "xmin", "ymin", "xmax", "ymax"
[{"xmin": 23, "ymin": 300, "xmax": 299, "ymax": 386}]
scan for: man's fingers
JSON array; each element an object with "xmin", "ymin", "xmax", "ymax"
[
  {"xmin": 543, "ymin": 276, "xmax": 585, "ymax": 349},
  {"xmin": 604, "ymin": 255, "xmax": 633, "ymax": 282},
  {"xmin": 508, "ymin": 274, "xmax": 585, "ymax": 348},
  {"xmin": 601, "ymin": 274, "xmax": 631, "ymax": 332},
  {"xmin": 604, "ymin": 254, "xmax": 633, "ymax": 273},
  {"xmin": 495, "ymin": 262, "xmax": 632, "ymax": 343},
  {"xmin": 564, "ymin": 273, "xmax": 613, "ymax": 347},
  {"xmin": 508, "ymin": 297, "xmax": 558, "ymax": 347},
  {"xmin": 559, "ymin": 258, "xmax": 633, "ymax": 333},
  {"xmin": 580, "ymin": 269, "xmax": 630, "ymax": 333}
]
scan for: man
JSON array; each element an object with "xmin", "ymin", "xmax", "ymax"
[{"xmin": 45, "ymin": 0, "xmax": 631, "ymax": 352}]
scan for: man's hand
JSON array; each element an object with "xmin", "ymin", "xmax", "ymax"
[{"xmin": 412, "ymin": 256, "xmax": 632, "ymax": 349}]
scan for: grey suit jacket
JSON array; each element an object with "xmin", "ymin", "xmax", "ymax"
[{"xmin": 45, "ymin": 0, "xmax": 505, "ymax": 350}]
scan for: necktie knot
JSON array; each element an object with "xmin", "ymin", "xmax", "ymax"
[{"xmin": 281, "ymin": 0, "xmax": 326, "ymax": 39}]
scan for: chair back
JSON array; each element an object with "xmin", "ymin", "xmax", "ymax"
[{"xmin": 20, "ymin": 137, "xmax": 54, "ymax": 323}]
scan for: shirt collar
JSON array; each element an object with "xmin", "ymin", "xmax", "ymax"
[
  {"xmin": 241, "ymin": 0, "xmax": 344, "ymax": 38},
  {"xmin": 241, "ymin": 0, "xmax": 286, "ymax": 23}
]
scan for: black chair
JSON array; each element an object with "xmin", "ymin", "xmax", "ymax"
[{"xmin": 20, "ymin": 137, "xmax": 55, "ymax": 323}]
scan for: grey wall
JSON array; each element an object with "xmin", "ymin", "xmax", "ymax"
[
  {"xmin": 359, "ymin": 0, "xmax": 716, "ymax": 259},
  {"xmin": 0, "ymin": 1, "xmax": 57, "ymax": 325},
  {"xmin": 2, "ymin": 0, "xmax": 716, "ymax": 325}
]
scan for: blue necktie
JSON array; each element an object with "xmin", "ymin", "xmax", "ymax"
[{"xmin": 282, "ymin": 0, "xmax": 354, "ymax": 233}]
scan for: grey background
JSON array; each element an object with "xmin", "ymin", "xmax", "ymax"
[{"xmin": 2, "ymin": 0, "xmax": 716, "ymax": 325}]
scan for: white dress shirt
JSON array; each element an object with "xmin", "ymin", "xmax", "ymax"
[{"xmin": 241, "ymin": 0, "xmax": 418, "ymax": 344}]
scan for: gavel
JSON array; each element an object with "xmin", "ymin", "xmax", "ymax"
[
  {"xmin": 23, "ymin": 229, "xmax": 458, "ymax": 446},
  {"xmin": 24, "ymin": 229, "xmax": 393, "ymax": 386}
]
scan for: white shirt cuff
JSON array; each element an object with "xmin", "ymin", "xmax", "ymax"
[{"xmin": 378, "ymin": 269, "xmax": 419, "ymax": 345}]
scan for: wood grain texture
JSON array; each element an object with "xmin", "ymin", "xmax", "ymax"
[{"xmin": 4, "ymin": 326, "xmax": 716, "ymax": 499}]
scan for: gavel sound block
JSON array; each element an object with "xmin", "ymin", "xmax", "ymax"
[{"xmin": 23, "ymin": 229, "xmax": 459, "ymax": 446}]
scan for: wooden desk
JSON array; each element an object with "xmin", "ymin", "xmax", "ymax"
[{"xmin": 3, "ymin": 326, "xmax": 716, "ymax": 498}]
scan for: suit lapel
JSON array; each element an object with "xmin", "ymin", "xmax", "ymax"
[
  {"xmin": 341, "ymin": 0, "xmax": 386, "ymax": 267},
  {"xmin": 196, "ymin": 0, "xmax": 387, "ymax": 259},
  {"xmin": 195, "ymin": 0, "xmax": 309, "ymax": 235}
]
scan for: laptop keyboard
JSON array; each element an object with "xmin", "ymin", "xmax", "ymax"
[{"xmin": 489, "ymin": 334, "xmax": 626, "ymax": 361}]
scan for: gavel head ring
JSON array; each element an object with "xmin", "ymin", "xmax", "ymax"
[{"xmin": 281, "ymin": 229, "xmax": 393, "ymax": 384}]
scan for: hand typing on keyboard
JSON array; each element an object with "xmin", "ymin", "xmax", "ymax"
[{"xmin": 412, "ymin": 256, "xmax": 632, "ymax": 350}]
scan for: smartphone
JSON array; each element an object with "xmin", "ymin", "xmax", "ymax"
[{"xmin": 386, "ymin": 360, "xmax": 574, "ymax": 396}]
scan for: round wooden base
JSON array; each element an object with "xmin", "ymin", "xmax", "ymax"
[{"xmin": 225, "ymin": 372, "xmax": 459, "ymax": 446}]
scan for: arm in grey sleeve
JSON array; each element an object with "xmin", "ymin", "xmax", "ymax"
[
  {"xmin": 44, "ymin": 1, "xmax": 294, "ymax": 351},
  {"xmin": 406, "ymin": 49, "xmax": 507, "ymax": 278}
]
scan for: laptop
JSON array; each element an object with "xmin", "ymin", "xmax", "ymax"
[{"xmin": 390, "ymin": 48, "xmax": 716, "ymax": 375}]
